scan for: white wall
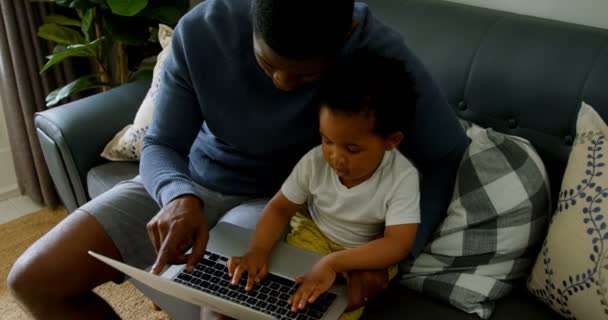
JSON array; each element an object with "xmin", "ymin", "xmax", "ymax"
[
  {"xmin": 444, "ymin": 0, "xmax": 608, "ymax": 30},
  {"xmin": 0, "ymin": 99, "xmax": 18, "ymax": 199}
]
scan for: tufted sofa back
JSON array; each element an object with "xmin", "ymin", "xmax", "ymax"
[{"xmin": 363, "ymin": 0, "xmax": 608, "ymax": 198}]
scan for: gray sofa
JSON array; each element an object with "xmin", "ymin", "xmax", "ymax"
[{"xmin": 34, "ymin": 0, "xmax": 608, "ymax": 318}]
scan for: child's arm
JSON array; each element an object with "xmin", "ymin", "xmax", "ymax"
[
  {"xmin": 227, "ymin": 191, "xmax": 300, "ymax": 289},
  {"xmin": 248, "ymin": 191, "xmax": 300, "ymax": 255},
  {"xmin": 289, "ymin": 224, "xmax": 417, "ymax": 311},
  {"xmin": 324, "ymin": 223, "xmax": 417, "ymax": 272}
]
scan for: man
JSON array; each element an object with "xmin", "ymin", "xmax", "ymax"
[{"xmin": 8, "ymin": 0, "xmax": 469, "ymax": 319}]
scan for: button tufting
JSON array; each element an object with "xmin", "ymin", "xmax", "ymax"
[
  {"xmin": 565, "ymin": 135, "xmax": 574, "ymax": 146},
  {"xmin": 457, "ymin": 100, "xmax": 467, "ymax": 110},
  {"xmin": 508, "ymin": 118, "xmax": 518, "ymax": 129}
]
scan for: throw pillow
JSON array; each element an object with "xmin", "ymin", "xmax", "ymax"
[
  {"xmin": 528, "ymin": 102, "xmax": 608, "ymax": 319},
  {"xmin": 101, "ymin": 24, "xmax": 173, "ymax": 161},
  {"xmin": 400, "ymin": 120, "xmax": 551, "ymax": 319}
]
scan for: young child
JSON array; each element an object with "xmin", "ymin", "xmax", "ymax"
[{"xmin": 228, "ymin": 50, "xmax": 420, "ymax": 320}]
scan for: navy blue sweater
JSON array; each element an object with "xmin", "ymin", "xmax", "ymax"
[{"xmin": 141, "ymin": 0, "xmax": 469, "ymax": 254}]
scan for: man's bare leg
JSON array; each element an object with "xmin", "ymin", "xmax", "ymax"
[{"xmin": 8, "ymin": 210, "xmax": 125, "ymax": 320}]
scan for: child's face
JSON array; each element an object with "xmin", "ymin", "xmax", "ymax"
[{"xmin": 319, "ymin": 105, "xmax": 403, "ymax": 188}]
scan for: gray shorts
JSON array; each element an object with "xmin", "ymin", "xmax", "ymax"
[{"xmin": 79, "ymin": 176, "xmax": 269, "ymax": 273}]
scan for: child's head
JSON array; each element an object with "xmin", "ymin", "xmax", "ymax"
[{"xmin": 317, "ymin": 50, "xmax": 417, "ymax": 187}]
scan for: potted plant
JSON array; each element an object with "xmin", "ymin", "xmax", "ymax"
[{"xmin": 35, "ymin": 0, "xmax": 189, "ymax": 106}]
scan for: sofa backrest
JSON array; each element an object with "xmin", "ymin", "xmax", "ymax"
[{"xmin": 363, "ymin": 0, "xmax": 608, "ymax": 198}]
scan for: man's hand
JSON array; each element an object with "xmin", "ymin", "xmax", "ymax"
[
  {"xmin": 345, "ymin": 269, "xmax": 388, "ymax": 311},
  {"xmin": 227, "ymin": 247, "xmax": 269, "ymax": 291},
  {"xmin": 147, "ymin": 195, "xmax": 208, "ymax": 275},
  {"xmin": 289, "ymin": 258, "xmax": 337, "ymax": 312}
]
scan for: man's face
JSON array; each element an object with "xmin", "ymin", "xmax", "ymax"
[{"xmin": 253, "ymin": 34, "xmax": 335, "ymax": 91}]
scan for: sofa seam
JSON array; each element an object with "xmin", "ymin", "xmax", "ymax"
[
  {"xmin": 578, "ymin": 36, "xmax": 608, "ymax": 107},
  {"xmin": 462, "ymin": 15, "xmax": 508, "ymax": 104}
]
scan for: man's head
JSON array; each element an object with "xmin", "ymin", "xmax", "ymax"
[
  {"xmin": 253, "ymin": 0, "xmax": 354, "ymax": 91},
  {"xmin": 317, "ymin": 50, "xmax": 417, "ymax": 188}
]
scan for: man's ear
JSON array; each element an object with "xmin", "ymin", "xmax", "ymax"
[{"xmin": 384, "ymin": 131, "xmax": 404, "ymax": 150}]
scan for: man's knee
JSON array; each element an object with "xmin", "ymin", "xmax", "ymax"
[{"xmin": 7, "ymin": 252, "xmax": 42, "ymax": 302}]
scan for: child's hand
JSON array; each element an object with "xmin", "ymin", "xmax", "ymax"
[
  {"xmin": 227, "ymin": 248, "xmax": 269, "ymax": 291},
  {"xmin": 289, "ymin": 259, "xmax": 337, "ymax": 312}
]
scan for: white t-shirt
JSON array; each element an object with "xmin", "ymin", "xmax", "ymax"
[{"xmin": 281, "ymin": 146, "xmax": 420, "ymax": 249}]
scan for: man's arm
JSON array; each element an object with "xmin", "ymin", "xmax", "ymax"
[
  {"xmin": 140, "ymin": 21, "xmax": 203, "ymax": 208},
  {"xmin": 323, "ymin": 224, "xmax": 418, "ymax": 273},
  {"xmin": 140, "ymin": 20, "xmax": 208, "ymax": 274}
]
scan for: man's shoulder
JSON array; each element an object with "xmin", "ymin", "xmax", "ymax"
[{"xmin": 349, "ymin": 2, "xmax": 407, "ymax": 59}]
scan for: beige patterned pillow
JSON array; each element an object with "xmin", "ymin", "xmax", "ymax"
[
  {"xmin": 101, "ymin": 24, "xmax": 173, "ymax": 161},
  {"xmin": 528, "ymin": 102, "xmax": 608, "ymax": 319}
]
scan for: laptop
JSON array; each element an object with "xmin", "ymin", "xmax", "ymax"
[{"xmin": 89, "ymin": 222, "xmax": 348, "ymax": 320}]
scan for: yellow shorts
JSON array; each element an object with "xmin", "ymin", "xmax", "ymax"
[{"xmin": 286, "ymin": 213, "xmax": 398, "ymax": 320}]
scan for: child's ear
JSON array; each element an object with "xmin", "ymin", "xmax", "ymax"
[{"xmin": 384, "ymin": 132, "xmax": 404, "ymax": 150}]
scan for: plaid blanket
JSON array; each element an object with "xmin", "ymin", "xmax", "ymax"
[{"xmin": 399, "ymin": 121, "xmax": 551, "ymax": 319}]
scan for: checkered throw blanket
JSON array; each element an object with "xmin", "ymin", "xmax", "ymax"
[{"xmin": 399, "ymin": 121, "xmax": 551, "ymax": 319}]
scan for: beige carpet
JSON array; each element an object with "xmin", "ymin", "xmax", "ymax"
[{"xmin": 0, "ymin": 207, "xmax": 170, "ymax": 319}]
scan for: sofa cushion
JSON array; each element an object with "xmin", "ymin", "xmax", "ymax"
[
  {"xmin": 362, "ymin": 283, "xmax": 556, "ymax": 320},
  {"xmin": 528, "ymin": 102, "xmax": 608, "ymax": 319},
  {"xmin": 101, "ymin": 24, "xmax": 173, "ymax": 161},
  {"xmin": 400, "ymin": 120, "xmax": 551, "ymax": 319},
  {"xmin": 87, "ymin": 162, "xmax": 139, "ymax": 199}
]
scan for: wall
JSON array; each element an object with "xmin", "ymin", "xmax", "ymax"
[
  {"xmin": 444, "ymin": 0, "xmax": 608, "ymax": 30},
  {"xmin": 0, "ymin": 98, "xmax": 18, "ymax": 199}
]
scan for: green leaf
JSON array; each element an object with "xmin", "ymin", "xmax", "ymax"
[
  {"xmin": 81, "ymin": 8, "xmax": 94, "ymax": 42},
  {"xmin": 137, "ymin": 6, "xmax": 182, "ymax": 25},
  {"xmin": 148, "ymin": 0, "xmax": 189, "ymax": 13},
  {"xmin": 40, "ymin": 38, "xmax": 102, "ymax": 73},
  {"xmin": 103, "ymin": 13, "xmax": 149, "ymax": 45},
  {"xmin": 46, "ymin": 74, "xmax": 109, "ymax": 107},
  {"xmin": 45, "ymin": 14, "xmax": 81, "ymax": 27},
  {"xmin": 52, "ymin": 0, "xmax": 99, "ymax": 10},
  {"xmin": 128, "ymin": 68, "xmax": 153, "ymax": 82},
  {"xmin": 37, "ymin": 23, "xmax": 84, "ymax": 45},
  {"xmin": 128, "ymin": 55, "xmax": 156, "ymax": 81},
  {"xmin": 52, "ymin": 0, "xmax": 105, "ymax": 9},
  {"xmin": 52, "ymin": 44, "xmax": 68, "ymax": 54},
  {"xmin": 107, "ymin": 0, "xmax": 148, "ymax": 16}
]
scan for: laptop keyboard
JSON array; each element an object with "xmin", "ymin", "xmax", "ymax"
[{"xmin": 172, "ymin": 251, "xmax": 337, "ymax": 320}]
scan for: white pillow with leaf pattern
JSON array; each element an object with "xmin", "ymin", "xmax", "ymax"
[
  {"xmin": 528, "ymin": 102, "xmax": 608, "ymax": 319},
  {"xmin": 101, "ymin": 24, "xmax": 173, "ymax": 161}
]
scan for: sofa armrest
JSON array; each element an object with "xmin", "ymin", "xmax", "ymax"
[{"xmin": 35, "ymin": 79, "xmax": 151, "ymax": 212}]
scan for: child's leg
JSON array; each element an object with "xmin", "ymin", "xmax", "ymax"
[
  {"xmin": 286, "ymin": 213, "xmax": 398, "ymax": 320},
  {"xmin": 286, "ymin": 212, "xmax": 334, "ymax": 255}
]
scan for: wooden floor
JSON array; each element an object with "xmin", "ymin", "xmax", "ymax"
[{"xmin": 0, "ymin": 195, "xmax": 46, "ymax": 224}]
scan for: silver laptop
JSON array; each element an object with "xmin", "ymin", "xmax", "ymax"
[{"xmin": 89, "ymin": 222, "xmax": 348, "ymax": 320}]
